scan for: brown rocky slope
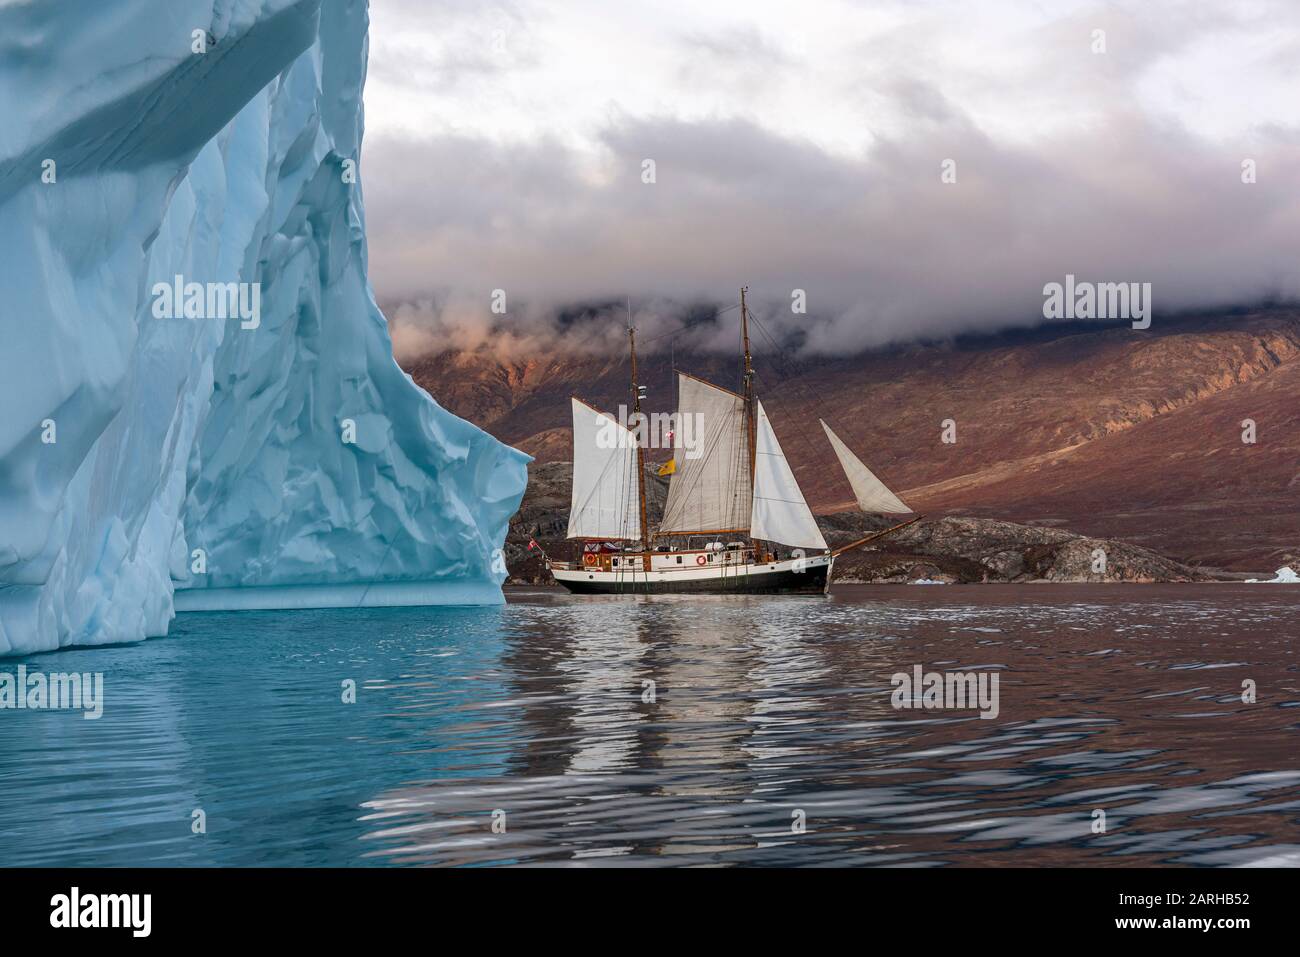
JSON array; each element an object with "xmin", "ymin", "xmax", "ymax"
[
  {"xmin": 405, "ymin": 308, "xmax": 1300, "ymax": 573},
  {"xmin": 504, "ymin": 462, "xmax": 1214, "ymax": 585}
]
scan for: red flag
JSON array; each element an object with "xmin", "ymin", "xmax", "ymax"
[{"xmin": 527, "ymin": 538, "xmax": 538, "ymax": 551}]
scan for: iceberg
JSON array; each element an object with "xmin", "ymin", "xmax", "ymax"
[
  {"xmin": 0, "ymin": 0, "xmax": 529, "ymax": 656},
  {"xmin": 1245, "ymin": 567, "xmax": 1299, "ymax": 584}
]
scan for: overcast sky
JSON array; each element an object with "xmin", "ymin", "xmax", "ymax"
[{"xmin": 363, "ymin": 0, "xmax": 1300, "ymax": 358}]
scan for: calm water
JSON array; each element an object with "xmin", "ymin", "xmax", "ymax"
[{"xmin": 1, "ymin": 584, "xmax": 1297, "ymax": 867}]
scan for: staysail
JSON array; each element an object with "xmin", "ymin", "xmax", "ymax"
[
  {"xmin": 751, "ymin": 400, "xmax": 828, "ymax": 549},
  {"xmin": 567, "ymin": 398, "xmax": 642, "ymax": 540},
  {"xmin": 820, "ymin": 419, "xmax": 912, "ymax": 514},
  {"xmin": 658, "ymin": 373, "xmax": 752, "ymax": 534}
]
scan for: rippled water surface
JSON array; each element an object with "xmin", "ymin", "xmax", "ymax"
[{"xmin": 2, "ymin": 584, "xmax": 1298, "ymax": 866}]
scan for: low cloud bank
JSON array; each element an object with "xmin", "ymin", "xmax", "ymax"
[{"xmin": 364, "ymin": 1, "xmax": 1300, "ymax": 360}]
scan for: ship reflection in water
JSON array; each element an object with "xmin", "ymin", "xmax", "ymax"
[
  {"xmin": 1, "ymin": 585, "xmax": 1297, "ymax": 866},
  {"xmin": 357, "ymin": 585, "xmax": 1300, "ymax": 866}
]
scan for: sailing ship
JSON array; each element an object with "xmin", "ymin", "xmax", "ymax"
[{"xmin": 547, "ymin": 289, "xmax": 918, "ymax": 594}]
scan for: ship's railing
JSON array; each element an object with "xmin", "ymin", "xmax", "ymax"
[{"xmin": 552, "ymin": 546, "xmax": 773, "ymax": 574}]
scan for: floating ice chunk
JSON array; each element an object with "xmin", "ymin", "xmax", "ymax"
[{"xmin": 1244, "ymin": 567, "xmax": 1299, "ymax": 584}]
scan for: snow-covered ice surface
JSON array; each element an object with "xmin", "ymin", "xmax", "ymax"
[
  {"xmin": 1245, "ymin": 567, "xmax": 1299, "ymax": 584},
  {"xmin": 0, "ymin": 1, "xmax": 529, "ymax": 655}
]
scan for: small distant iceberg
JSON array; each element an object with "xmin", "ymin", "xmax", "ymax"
[
  {"xmin": 1245, "ymin": 567, "xmax": 1299, "ymax": 584},
  {"xmin": 911, "ymin": 578, "xmax": 948, "ymax": 585}
]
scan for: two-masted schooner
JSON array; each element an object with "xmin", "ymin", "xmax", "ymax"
[{"xmin": 547, "ymin": 289, "xmax": 917, "ymax": 594}]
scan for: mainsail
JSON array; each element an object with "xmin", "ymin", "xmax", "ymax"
[
  {"xmin": 820, "ymin": 419, "xmax": 912, "ymax": 514},
  {"xmin": 567, "ymin": 398, "xmax": 642, "ymax": 540},
  {"xmin": 658, "ymin": 372, "xmax": 751, "ymax": 534},
  {"xmin": 751, "ymin": 400, "xmax": 828, "ymax": 550}
]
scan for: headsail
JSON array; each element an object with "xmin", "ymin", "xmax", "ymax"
[
  {"xmin": 658, "ymin": 373, "xmax": 752, "ymax": 534},
  {"xmin": 751, "ymin": 400, "xmax": 828, "ymax": 549},
  {"xmin": 820, "ymin": 419, "xmax": 912, "ymax": 514},
  {"xmin": 567, "ymin": 398, "xmax": 642, "ymax": 540}
]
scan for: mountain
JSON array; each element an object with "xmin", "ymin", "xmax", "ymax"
[
  {"xmin": 504, "ymin": 461, "xmax": 1213, "ymax": 585},
  {"xmin": 404, "ymin": 308, "xmax": 1300, "ymax": 573}
]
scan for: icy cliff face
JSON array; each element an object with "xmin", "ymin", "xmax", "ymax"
[{"xmin": 0, "ymin": 0, "xmax": 529, "ymax": 655}]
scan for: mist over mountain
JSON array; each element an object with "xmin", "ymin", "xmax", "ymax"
[
  {"xmin": 364, "ymin": 0, "xmax": 1300, "ymax": 357},
  {"xmin": 402, "ymin": 306, "xmax": 1300, "ymax": 573},
  {"xmin": 370, "ymin": 1, "xmax": 1300, "ymax": 573}
]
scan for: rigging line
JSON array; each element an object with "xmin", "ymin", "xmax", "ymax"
[
  {"xmin": 752, "ymin": 365, "xmax": 845, "ymax": 511},
  {"xmin": 744, "ymin": 309, "xmax": 861, "ymax": 507},
  {"xmin": 746, "ymin": 307, "xmax": 868, "ymax": 458},
  {"xmin": 747, "ymin": 314, "xmax": 905, "ymax": 515},
  {"xmin": 746, "ymin": 310, "xmax": 834, "ymax": 416},
  {"xmin": 638, "ymin": 302, "xmax": 742, "ymax": 345},
  {"xmin": 747, "ymin": 308, "xmax": 844, "ymax": 427}
]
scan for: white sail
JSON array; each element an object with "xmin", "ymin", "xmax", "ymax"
[
  {"xmin": 658, "ymin": 373, "xmax": 751, "ymax": 534},
  {"xmin": 751, "ymin": 401, "xmax": 827, "ymax": 550},
  {"xmin": 820, "ymin": 419, "xmax": 912, "ymax": 514},
  {"xmin": 567, "ymin": 398, "xmax": 642, "ymax": 540}
]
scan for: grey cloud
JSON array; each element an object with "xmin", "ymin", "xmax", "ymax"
[{"xmin": 363, "ymin": 0, "xmax": 1300, "ymax": 358}]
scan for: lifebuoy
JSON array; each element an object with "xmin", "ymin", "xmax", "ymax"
[
  {"xmin": 696, "ymin": 554, "xmax": 707, "ymax": 566},
  {"xmin": 583, "ymin": 552, "xmax": 597, "ymax": 566}
]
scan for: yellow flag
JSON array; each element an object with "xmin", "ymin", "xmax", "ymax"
[{"xmin": 657, "ymin": 459, "xmax": 676, "ymax": 476}]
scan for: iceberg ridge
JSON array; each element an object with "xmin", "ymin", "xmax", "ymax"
[{"xmin": 0, "ymin": 0, "xmax": 529, "ymax": 655}]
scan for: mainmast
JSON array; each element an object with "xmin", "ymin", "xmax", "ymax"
[
  {"xmin": 740, "ymin": 287, "xmax": 756, "ymax": 471},
  {"xmin": 740, "ymin": 287, "xmax": 762, "ymax": 560},
  {"xmin": 628, "ymin": 306, "xmax": 650, "ymax": 563}
]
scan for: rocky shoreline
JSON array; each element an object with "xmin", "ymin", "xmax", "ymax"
[{"xmin": 505, "ymin": 462, "xmax": 1228, "ymax": 585}]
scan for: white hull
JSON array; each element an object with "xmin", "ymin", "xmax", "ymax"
[{"xmin": 550, "ymin": 553, "xmax": 834, "ymax": 594}]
